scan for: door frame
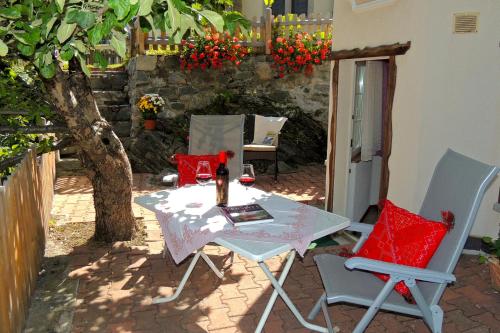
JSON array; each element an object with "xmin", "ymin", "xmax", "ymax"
[{"xmin": 325, "ymin": 42, "xmax": 411, "ymax": 212}]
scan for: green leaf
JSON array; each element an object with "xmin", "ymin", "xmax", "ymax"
[
  {"xmin": 13, "ymin": 30, "xmax": 40, "ymax": 45},
  {"xmin": 102, "ymin": 13, "xmax": 117, "ymax": 36},
  {"xmin": 55, "ymin": 0, "xmax": 65, "ymax": 13},
  {"xmin": 39, "ymin": 62, "xmax": 56, "ymax": 79},
  {"xmin": 66, "ymin": 10, "xmax": 96, "ymax": 29},
  {"xmin": 144, "ymin": 14, "xmax": 157, "ymax": 39},
  {"xmin": 199, "ymin": 10, "xmax": 224, "ymax": 32},
  {"xmin": 21, "ymin": 46, "xmax": 36, "ymax": 58},
  {"xmin": 138, "ymin": 0, "xmax": 153, "ymax": 16},
  {"xmin": 76, "ymin": 53, "xmax": 90, "ymax": 77},
  {"xmin": 59, "ymin": 47, "xmax": 74, "ymax": 61},
  {"xmin": 71, "ymin": 39, "xmax": 87, "ymax": 53},
  {"xmin": 57, "ymin": 21, "xmax": 77, "ymax": 43},
  {"xmin": 166, "ymin": 0, "xmax": 181, "ymax": 31},
  {"xmin": 43, "ymin": 51, "xmax": 53, "ymax": 65},
  {"xmin": 45, "ymin": 16, "xmax": 58, "ymax": 38},
  {"xmin": 110, "ymin": 30, "xmax": 126, "ymax": 58},
  {"xmin": 479, "ymin": 256, "xmax": 487, "ymax": 264},
  {"xmin": 108, "ymin": 0, "xmax": 130, "ymax": 21},
  {"xmin": 88, "ymin": 24, "xmax": 103, "ymax": 46},
  {"xmin": 0, "ymin": 40, "xmax": 8, "ymax": 56},
  {"xmin": 483, "ymin": 237, "xmax": 493, "ymax": 244},
  {"xmin": 93, "ymin": 51, "xmax": 108, "ymax": 69},
  {"xmin": 0, "ymin": 7, "xmax": 22, "ymax": 19}
]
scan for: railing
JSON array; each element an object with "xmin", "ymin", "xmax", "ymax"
[
  {"xmin": 131, "ymin": 7, "xmax": 333, "ymax": 56},
  {"xmin": 0, "ymin": 149, "xmax": 56, "ymax": 333}
]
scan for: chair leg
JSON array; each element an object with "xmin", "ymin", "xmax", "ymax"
[
  {"xmin": 274, "ymin": 149, "xmax": 279, "ymax": 181},
  {"xmin": 430, "ymin": 305, "xmax": 443, "ymax": 333},
  {"xmin": 352, "ymin": 278, "xmax": 397, "ymax": 333},
  {"xmin": 308, "ymin": 292, "xmax": 326, "ymax": 320}
]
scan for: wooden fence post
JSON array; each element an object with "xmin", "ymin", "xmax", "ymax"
[{"xmin": 264, "ymin": 7, "xmax": 272, "ymax": 55}]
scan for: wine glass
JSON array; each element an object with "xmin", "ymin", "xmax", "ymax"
[
  {"xmin": 195, "ymin": 161, "xmax": 212, "ymax": 185},
  {"xmin": 239, "ymin": 164, "xmax": 256, "ymax": 189}
]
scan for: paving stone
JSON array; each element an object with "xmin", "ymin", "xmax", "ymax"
[{"xmin": 54, "ymin": 168, "xmax": 500, "ymax": 333}]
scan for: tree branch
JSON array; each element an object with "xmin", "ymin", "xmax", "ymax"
[
  {"xmin": 0, "ymin": 125, "xmax": 69, "ymax": 134},
  {"xmin": 0, "ymin": 137, "xmax": 74, "ymax": 171}
]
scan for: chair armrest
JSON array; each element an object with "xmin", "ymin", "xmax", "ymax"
[
  {"xmin": 346, "ymin": 222, "xmax": 374, "ymax": 235},
  {"xmin": 344, "ymin": 257, "xmax": 456, "ymax": 284}
]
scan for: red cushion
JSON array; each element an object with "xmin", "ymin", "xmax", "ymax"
[
  {"xmin": 355, "ymin": 200, "xmax": 450, "ymax": 302},
  {"xmin": 175, "ymin": 154, "xmax": 219, "ymax": 187}
]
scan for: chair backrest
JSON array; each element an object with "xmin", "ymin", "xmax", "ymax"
[
  {"xmin": 189, "ymin": 115, "xmax": 245, "ymax": 179},
  {"xmin": 252, "ymin": 115, "xmax": 288, "ymax": 146},
  {"xmin": 417, "ymin": 149, "xmax": 499, "ymax": 305}
]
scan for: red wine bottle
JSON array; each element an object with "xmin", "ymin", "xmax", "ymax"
[{"xmin": 216, "ymin": 151, "xmax": 229, "ymax": 206}]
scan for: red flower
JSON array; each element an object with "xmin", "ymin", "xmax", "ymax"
[{"xmin": 288, "ymin": 46, "xmax": 294, "ymax": 53}]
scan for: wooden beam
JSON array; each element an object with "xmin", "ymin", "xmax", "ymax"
[
  {"xmin": 379, "ymin": 56, "xmax": 397, "ymax": 202},
  {"xmin": 332, "ymin": 41, "xmax": 411, "ymax": 60},
  {"xmin": 326, "ymin": 60, "xmax": 339, "ymax": 212}
]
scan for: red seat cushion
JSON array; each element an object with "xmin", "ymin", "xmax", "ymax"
[
  {"xmin": 175, "ymin": 154, "xmax": 219, "ymax": 187},
  {"xmin": 355, "ymin": 200, "xmax": 450, "ymax": 302}
]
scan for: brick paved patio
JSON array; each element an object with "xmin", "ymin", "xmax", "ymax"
[{"xmin": 52, "ymin": 164, "xmax": 500, "ymax": 333}]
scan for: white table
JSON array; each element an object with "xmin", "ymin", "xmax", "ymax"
[{"xmin": 135, "ymin": 183, "xmax": 350, "ymax": 332}]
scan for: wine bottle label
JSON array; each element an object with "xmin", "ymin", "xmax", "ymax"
[{"xmin": 216, "ymin": 175, "xmax": 229, "ymax": 206}]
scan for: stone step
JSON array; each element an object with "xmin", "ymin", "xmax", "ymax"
[
  {"xmin": 99, "ymin": 105, "xmax": 131, "ymax": 122},
  {"xmin": 90, "ymin": 72, "xmax": 128, "ymax": 91},
  {"xmin": 110, "ymin": 121, "xmax": 131, "ymax": 138},
  {"xmin": 56, "ymin": 158, "xmax": 85, "ymax": 176},
  {"xmin": 60, "ymin": 146, "xmax": 78, "ymax": 157},
  {"xmin": 93, "ymin": 90, "xmax": 129, "ymax": 106}
]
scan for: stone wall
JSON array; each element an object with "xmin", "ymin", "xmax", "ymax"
[{"xmin": 126, "ymin": 55, "xmax": 330, "ymax": 173}]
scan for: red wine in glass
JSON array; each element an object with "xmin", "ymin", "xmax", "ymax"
[
  {"xmin": 196, "ymin": 161, "xmax": 212, "ymax": 185},
  {"xmin": 239, "ymin": 176, "xmax": 255, "ymax": 187},
  {"xmin": 239, "ymin": 164, "xmax": 255, "ymax": 189},
  {"xmin": 196, "ymin": 173, "xmax": 212, "ymax": 185}
]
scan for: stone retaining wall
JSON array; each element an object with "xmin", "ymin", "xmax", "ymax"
[{"xmin": 125, "ymin": 55, "xmax": 330, "ymax": 173}]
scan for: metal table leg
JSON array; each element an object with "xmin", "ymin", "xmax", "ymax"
[
  {"xmin": 152, "ymin": 249, "xmax": 224, "ymax": 304},
  {"xmin": 255, "ymin": 251, "xmax": 328, "ymax": 333}
]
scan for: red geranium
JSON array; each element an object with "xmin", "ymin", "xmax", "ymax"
[
  {"xmin": 270, "ymin": 32, "xmax": 332, "ymax": 78},
  {"xmin": 180, "ymin": 31, "xmax": 250, "ymax": 71}
]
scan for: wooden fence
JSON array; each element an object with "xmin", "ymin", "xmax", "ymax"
[
  {"xmin": 0, "ymin": 149, "xmax": 56, "ymax": 333},
  {"xmin": 131, "ymin": 7, "xmax": 333, "ymax": 56}
]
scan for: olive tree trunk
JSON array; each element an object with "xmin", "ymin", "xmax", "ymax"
[{"xmin": 44, "ymin": 64, "xmax": 136, "ymax": 242}]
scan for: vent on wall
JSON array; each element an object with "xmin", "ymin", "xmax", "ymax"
[{"xmin": 453, "ymin": 12, "xmax": 479, "ymax": 33}]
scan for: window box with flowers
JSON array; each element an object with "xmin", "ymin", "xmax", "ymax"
[
  {"xmin": 137, "ymin": 94, "xmax": 165, "ymax": 130},
  {"xmin": 179, "ymin": 31, "xmax": 250, "ymax": 71},
  {"xmin": 270, "ymin": 32, "xmax": 332, "ymax": 78}
]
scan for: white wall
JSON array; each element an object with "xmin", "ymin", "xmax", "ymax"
[{"xmin": 332, "ymin": 0, "xmax": 500, "ymax": 237}]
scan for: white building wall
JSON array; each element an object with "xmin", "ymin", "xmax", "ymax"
[{"xmin": 332, "ymin": 0, "xmax": 500, "ymax": 237}]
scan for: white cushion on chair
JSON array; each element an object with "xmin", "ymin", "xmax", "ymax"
[
  {"xmin": 253, "ymin": 115, "xmax": 288, "ymax": 146},
  {"xmin": 243, "ymin": 144, "xmax": 277, "ymax": 152}
]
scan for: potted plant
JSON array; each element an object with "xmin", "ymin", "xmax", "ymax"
[
  {"xmin": 137, "ymin": 94, "xmax": 165, "ymax": 130},
  {"xmin": 479, "ymin": 236, "xmax": 500, "ymax": 291}
]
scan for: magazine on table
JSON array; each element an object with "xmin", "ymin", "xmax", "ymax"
[{"xmin": 220, "ymin": 204, "xmax": 274, "ymax": 226}]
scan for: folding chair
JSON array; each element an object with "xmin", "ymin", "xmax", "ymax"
[
  {"xmin": 243, "ymin": 115, "xmax": 287, "ymax": 181},
  {"xmin": 310, "ymin": 149, "xmax": 499, "ymax": 333},
  {"xmin": 189, "ymin": 114, "xmax": 245, "ymax": 180}
]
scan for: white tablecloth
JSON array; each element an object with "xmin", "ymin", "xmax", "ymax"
[{"xmin": 135, "ymin": 182, "xmax": 325, "ymax": 264}]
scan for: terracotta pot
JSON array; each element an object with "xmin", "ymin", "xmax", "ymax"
[
  {"xmin": 144, "ymin": 119, "xmax": 156, "ymax": 130},
  {"xmin": 489, "ymin": 259, "xmax": 500, "ymax": 291}
]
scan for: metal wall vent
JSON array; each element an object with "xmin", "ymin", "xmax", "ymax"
[{"xmin": 453, "ymin": 12, "xmax": 479, "ymax": 33}]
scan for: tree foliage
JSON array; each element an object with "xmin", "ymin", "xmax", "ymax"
[
  {"xmin": 0, "ymin": 60, "xmax": 56, "ymax": 178},
  {"xmin": 0, "ymin": 0, "xmax": 249, "ymax": 77}
]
